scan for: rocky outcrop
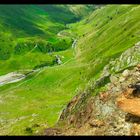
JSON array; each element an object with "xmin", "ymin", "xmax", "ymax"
[
  {"xmin": 101, "ymin": 41, "xmax": 140, "ymax": 76},
  {"xmin": 117, "ymin": 96, "xmax": 140, "ymax": 117},
  {"xmin": 117, "ymin": 81, "xmax": 140, "ymax": 117},
  {"xmin": 51, "ymin": 63, "xmax": 140, "ymax": 136}
]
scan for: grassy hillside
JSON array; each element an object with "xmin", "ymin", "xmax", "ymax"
[
  {"xmin": 70, "ymin": 5, "xmax": 140, "ymax": 73},
  {"xmin": 38, "ymin": 5, "xmax": 96, "ymax": 23},
  {"xmin": 0, "ymin": 5, "xmax": 84, "ymax": 37},
  {"xmin": 0, "ymin": 5, "xmax": 94, "ymax": 75},
  {"xmin": 0, "ymin": 5, "xmax": 140, "ymax": 135}
]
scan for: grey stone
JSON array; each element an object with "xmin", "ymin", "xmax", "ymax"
[
  {"xmin": 122, "ymin": 69, "xmax": 130, "ymax": 77},
  {"xmin": 110, "ymin": 75, "xmax": 118, "ymax": 83},
  {"xmin": 119, "ymin": 76, "xmax": 125, "ymax": 82}
]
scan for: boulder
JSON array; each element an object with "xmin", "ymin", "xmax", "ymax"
[
  {"xmin": 119, "ymin": 77, "xmax": 125, "ymax": 82},
  {"xmin": 122, "ymin": 69, "xmax": 130, "ymax": 77},
  {"xmin": 117, "ymin": 95, "xmax": 140, "ymax": 117},
  {"xmin": 110, "ymin": 75, "xmax": 118, "ymax": 83},
  {"xmin": 89, "ymin": 119, "xmax": 104, "ymax": 128},
  {"xmin": 99, "ymin": 92, "xmax": 109, "ymax": 102}
]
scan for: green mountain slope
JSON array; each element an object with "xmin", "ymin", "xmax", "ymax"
[
  {"xmin": 0, "ymin": 4, "xmax": 140, "ymax": 135},
  {"xmin": 0, "ymin": 5, "xmax": 93, "ymax": 75},
  {"xmin": 70, "ymin": 5, "xmax": 140, "ymax": 73},
  {"xmin": 38, "ymin": 5, "xmax": 96, "ymax": 23}
]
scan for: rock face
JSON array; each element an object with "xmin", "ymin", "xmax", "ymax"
[
  {"xmin": 117, "ymin": 96, "xmax": 140, "ymax": 117},
  {"xmin": 46, "ymin": 40, "xmax": 140, "ymax": 135},
  {"xmin": 117, "ymin": 82, "xmax": 140, "ymax": 117},
  {"xmin": 54, "ymin": 65, "xmax": 140, "ymax": 136},
  {"xmin": 102, "ymin": 41, "xmax": 140, "ymax": 74}
]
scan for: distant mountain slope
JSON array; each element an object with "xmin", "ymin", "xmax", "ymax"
[
  {"xmin": 0, "ymin": 5, "xmax": 94, "ymax": 38},
  {"xmin": 0, "ymin": 5, "xmax": 94, "ymax": 74},
  {"xmin": 66, "ymin": 5, "xmax": 99, "ymax": 17},
  {"xmin": 37, "ymin": 5, "xmax": 96, "ymax": 24}
]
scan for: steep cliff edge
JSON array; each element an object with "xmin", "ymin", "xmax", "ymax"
[{"xmin": 44, "ymin": 42, "xmax": 140, "ymax": 136}]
